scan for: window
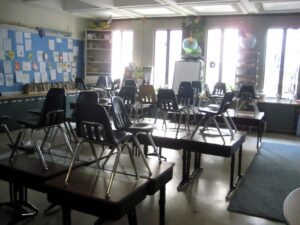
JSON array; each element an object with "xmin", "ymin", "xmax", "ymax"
[
  {"xmin": 205, "ymin": 28, "xmax": 239, "ymax": 91},
  {"xmin": 111, "ymin": 30, "xmax": 133, "ymax": 80},
  {"xmin": 263, "ymin": 28, "xmax": 300, "ymax": 98},
  {"xmin": 153, "ymin": 29, "xmax": 182, "ymax": 88}
]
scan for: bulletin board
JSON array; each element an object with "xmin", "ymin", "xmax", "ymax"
[{"xmin": 0, "ymin": 26, "xmax": 84, "ymax": 93}]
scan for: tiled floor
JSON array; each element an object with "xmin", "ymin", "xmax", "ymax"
[{"xmin": 0, "ymin": 130, "xmax": 298, "ymax": 225}]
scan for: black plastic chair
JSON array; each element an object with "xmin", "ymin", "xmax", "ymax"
[
  {"xmin": 138, "ymin": 84, "xmax": 157, "ymax": 118},
  {"xmin": 111, "ymin": 96, "xmax": 161, "ymax": 163},
  {"xmin": 124, "ymin": 79, "xmax": 137, "ymax": 88},
  {"xmin": 178, "ymin": 81, "xmax": 192, "ymax": 89},
  {"xmin": 177, "ymin": 86, "xmax": 196, "ymax": 123},
  {"xmin": 10, "ymin": 88, "xmax": 73, "ymax": 170},
  {"xmin": 65, "ymin": 91, "xmax": 98, "ymax": 142},
  {"xmin": 212, "ymin": 82, "xmax": 226, "ymax": 96},
  {"xmin": 155, "ymin": 89, "xmax": 189, "ymax": 138},
  {"xmin": 0, "ymin": 115, "xmax": 14, "ymax": 144},
  {"xmin": 236, "ymin": 85, "xmax": 259, "ymax": 115},
  {"xmin": 192, "ymin": 92, "xmax": 237, "ymax": 143},
  {"xmin": 204, "ymin": 83, "xmax": 223, "ymax": 105},
  {"xmin": 118, "ymin": 86, "xmax": 141, "ymax": 121},
  {"xmin": 75, "ymin": 77, "xmax": 87, "ymax": 90},
  {"xmin": 64, "ymin": 103, "xmax": 138, "ymax": 199}
]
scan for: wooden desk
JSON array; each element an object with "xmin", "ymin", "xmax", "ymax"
[
  {"xmin": 138, "ymin": 119, "xmax": 246, "ymax": 200},
  {"xmin": 45, "ymin": 159, "xmax": 174, "ymax": 225},
  {"xmin": 283, "ymin": 187, "xmax": 300, "ymax": 225},
  {"xmin": 181, "ymin": 130, "xmax": 246, "ymax": 200}
]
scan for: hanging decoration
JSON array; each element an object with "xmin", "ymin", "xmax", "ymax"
[
  {"xmin": 36, "ymin": 27, "xmax": 45, "ymax": 38},
  {"xmin": 87, "ymin": 17, "xmax": 112, "ymax": 29}
]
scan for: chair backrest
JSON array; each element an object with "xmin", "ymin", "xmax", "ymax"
[
  {"xmin": 72, "ymin": 91, "xmax": 98, "ymax": 118},
  {"xmin": 177, "ymin": 86, "xmax": 194, "ymax": 106},
  {"xmin": 138, "ymin": 84, "xmax": 156, "ymax": 104},
  {"xmin": 178, "ymin": 81, "xmax": 192, "ymax": 90},
  {"xmin": 192, "ymin": 81, "xmax": 202, "ymax": 94},
  {"xmin": 157, "ymin": 89, "xmax": 179, "ymax": 111},
  {"xmin": 124, "ymin": 79, "xmax": 137, "ymax": 88},
  {"xmin": 213, "ymin": 82, "xmax": 226, "ymax": 96},
  {"xmin": 111, "ymin": 96, "xmax": 132, "ymax": 130},
  {"xmin": 239, "ymin": 85, "xmax": 255, "ymax": 100},
  {"xmin": 75, "ymin": 77, "xmax": 87, "ymax": 90},
  {"xmin": 117, "ymin": 86, "xmax": 137, "ymax": 105},
  {"xmin": 75, "ymin": 103, "xmax": 116, "ymax": 144},
  {"xmin": 38, "ymin": 88, "xmax": 65, "ymax": 126},
  {"xmin": 217, "ymin": 92, "xmax": 235, "ymax": 114}
]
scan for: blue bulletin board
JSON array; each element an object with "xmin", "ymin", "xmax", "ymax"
[{"xmin": 0, "ymin": 26, "xmax": 84, "ymax": 93}]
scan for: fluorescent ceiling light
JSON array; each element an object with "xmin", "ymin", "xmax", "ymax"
[
  {"xmin": 193, "ymin": 5, "xmax": 236, "ymax": 13},
  {"xmin": 263, "ymin": 2, "xmax": 300, "ymax": 11},
  {"xmin": 132, "ymin": 7, "xmax": 175, "ymax": 15}
]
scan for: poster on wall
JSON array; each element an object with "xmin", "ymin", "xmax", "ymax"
[{"xmin": 5, "ymin": 74, "xmax": 14, "ymax": 86}]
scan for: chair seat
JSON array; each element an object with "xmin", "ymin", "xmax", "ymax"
[
  {"xmin": 127, "ymin": 123, "xmax": 154, "ymax": 133},
  {"xmin": 198, "ymin": 106, "xmax": 219, "ymax": 115},
  {"xmin": 18, "ymin": 118, "xmax": 40, "ymax": 128},
  {"xmin": 112, "ymin": 130, "xmax": 132, "ymax": 144}
]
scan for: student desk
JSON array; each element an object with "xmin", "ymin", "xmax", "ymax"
[
  {"xmin": 138, "ymin": 119, "xmax": 246, "ymax": 200},
  {"xmin": 45, "ymin": 159, "xmax": 174, "ymax": 225}
]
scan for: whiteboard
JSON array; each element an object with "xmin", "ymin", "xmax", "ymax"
[{"xmin": 172, "ymin": 61, "xmax": 203, "ymax": 92}]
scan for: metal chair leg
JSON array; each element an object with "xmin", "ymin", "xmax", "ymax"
[
  {"xmin": 212, "ymin": 117, "xmax": 225, "ymax": 143},
  {"xmin": 89, "ymin": 143, "xmax": 100, "ymax": 168},
  {"xmin": 132, "ymin": 135, "xmax": 152, "ymax": 176},
  {"xmin": 125, "ymin": 142, "xmax": 139, "ymax": 179},
  {"xmin": 31, "ymin": 129, "xmax": 48, "ymax": 170},
  {"xmin": 146, "ymin": 132, "xmax": 161, "ymax": 163}
]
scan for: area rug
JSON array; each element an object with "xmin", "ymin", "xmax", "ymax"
[{"xmin": 228, "ymin": 141, "xmax": 300, "ymax": 222}]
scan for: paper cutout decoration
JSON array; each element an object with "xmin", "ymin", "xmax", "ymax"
[
  {"xmin": 5, "ymin": 74, "xmax": 14, "ymax": 86},
  {"xmin": 8, "ymin": 51, "xmax": 14, "ymax": 60},
  {"xmin": 15, "ymin": 61, "xmax": 21, "ymax": 71}
]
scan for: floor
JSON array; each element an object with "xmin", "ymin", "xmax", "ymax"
[{"xmin": 0, "ymin": 129, "xmax": 298, "ymax": 225}]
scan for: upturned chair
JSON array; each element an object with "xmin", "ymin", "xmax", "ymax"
[
  {"xmin": 10, "ymin": 88, "xmax": 73, "ymax": 170},
  {"xmin": 64, "ymin": 103, "xmax": 138, "ymax": 199}
]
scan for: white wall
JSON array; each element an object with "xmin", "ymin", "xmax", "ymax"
[{"xmin": 0, "ymin": 0, "xmax": 90, "ymax": 39}]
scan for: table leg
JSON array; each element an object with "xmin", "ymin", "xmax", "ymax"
[
  {"xmin": 177, "ymin": 149, "xmax": 190, "ymax": 191},
  {"xmin": 226, "ymin": 154, "xmax": 235, "ymax": 201},
  {"xmin": 190, "ymin": 152, "xmax": 203, "ymax": 180},
  {"xmin": 159, "ymin": 186, "xmax": 166, "ymax": 225},
  {"xmin": 237, "ymin": 145, "xmax": 243, "ymax": 178},
  {"xmin": 62, "ymin": 207, "xmax": 71, "ymax": 225},
  {"xmin": 127, "ymin": 208, "xmax": 138, "ymax": 225}
]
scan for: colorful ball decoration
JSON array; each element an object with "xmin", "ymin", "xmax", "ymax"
[{"xmin": 182, "ymin": 37, "xmax": 198, "ymax": 54}]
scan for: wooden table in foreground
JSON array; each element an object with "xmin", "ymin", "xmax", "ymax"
[{"xmin": 45, "ymin": 158, "xmax": 174, "ymax": 225}]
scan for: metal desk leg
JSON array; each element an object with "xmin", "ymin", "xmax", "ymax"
[
  {"xmin": 237, "ymin": 145, "xmax": 243, "ymax": 178},
  {"xmin": 190, "ymin": 152, "xmax": 203, "ymax": 180},
  {"xmin": 127, "ymin": 208, "xmax": 138, "ymax": 225},
  {"xmin": 62, "ymin": 207, "xmax": 71, "ymax": 225},
  {"xmin": 159, "ymin": 186, "xmax": 166, "ymax": 225},
  {"xmin": 226, "ymin": 154, "xmax": 235, "ymax": 201},
  {"xmin": 177, "ymin": 149, "xmax": 190, "ymax": 191}
]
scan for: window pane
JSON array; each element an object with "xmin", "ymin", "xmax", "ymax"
[
  {"xmin": 282, "ymin": 28, "xmax": 300, "ymax": 99},
  {"xmin": 111, "ymin": 30, "xmax": 133, "ymax": 80},
  {"xmin": 168, "ymin": 30, "xmax": 182, "ymax": 88},
  {"xmin": 153, "ymin": 30, "xmax": 167, "ymax": 88},
  {"xmin": 263, "ymin": 29, "xmax": 283, "ymax": 97},
  {"xmin": 221, "ymin": 29, "xmax": 239, "ymax": 90},
  {"xmin": 205, "ymin": 29, "xmax": 221, "ymax": 90}
]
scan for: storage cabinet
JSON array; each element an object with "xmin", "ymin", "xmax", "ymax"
[
  {"xmin": 235, "ymin": 49, "xmax": 259, "ymax": 90},
  {"xmin": 85, "ymin": 29, "xmax": 112, "ymax": 82}
]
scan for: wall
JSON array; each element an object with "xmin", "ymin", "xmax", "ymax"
[
  {"xmin": 0, "ymin": 0, "xmax": 90, "ymax": 39},
  {"xmin": 110, "ymin": 18, "xmax": 183, "ymax": 68},
  {"xmin": 110, "ymin": 14, "xmax": 300, "ymax": 90}
]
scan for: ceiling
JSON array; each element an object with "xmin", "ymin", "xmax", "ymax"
[{"xmin": 19, "ymin": 0, "xmax": 300, "ymax": 19}]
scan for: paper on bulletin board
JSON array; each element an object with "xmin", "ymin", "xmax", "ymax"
[
  {"xmin": 50, "ymin": 69, "xmax": 56, "ymax": 80},
  {"xmin": 56, "ymin": 37, "xmax": 62, "ymax": 43},
  {"xmin": 37, "ymin": 50, "xmax": 43, "ymax": 62},
  {"xmin": 49, "ymin": 39, "xmax": 55, "ymax": 51},
  {"xmin": 73, "ymin": 46, "xmax": 78, "ymax": 57},
  {"xmin": 0, "ymin": 41, "xmax": 4, "ymax": 60},
  {"xmin": 41, "ymin": 72, "xmax": 48, "ymax": 82},
  {"xmin": 0, "ymin": 28, "xmax": 8, "ymax": 39},
  {"xmin": 3, "ymin": 61, "xmax": 12, "ymax": 74},
  {"xmin": 17, "ymin": 45, "xmax": 24, "ymax": 57},
  {"xmin": 63, "ymin": 52, "xmax": 68, "ymax": 62},
  {"xmin": 34, "ymin": 72, "xmax": 41, "ymax": 83},
  {"xmin": 16, "ymin": 32, "xmax": 23, "ymax": 44},
  {"xmin": 68, "ymin": 39, "xmax": 73, "ymax": 49},
  {"xmin": 16, "ymin": 71, "xmax": 23, "ymax": 83},
  {"xmin": 5, "ymin": 74, "xmax": 14, "ymax": 86},
  {"xmin": 23, "ymin": 73, "xmax": 30, "ymax": 84},
  {"xmin": 25, "ymin": 39, "xmax": 32, "ymax": 51},
  {"xmin": 22, "ymin": 61, "xmax": 31, "ymax": 71},
  {"xmin": 68, "ymin": 52, "xmax": 73, "ymax": 62},
  {"xmin": 40, "ymin": 62, "xmax": 46, "ymax": 73},
  {"xmin": 4, "ymin": 38, "xmax": 12, "ymax": 51},
  {"xmin": 57, "ymin": 63, "xmax": 62, "ymax": 73},
  {"xmin": 63, "ymin": 72, "xmax": 69, "ymax": 81},
  {"xmin": 53, "ymin": 51, "xmax": 59, "ymax": 62},
  {"xmin": 0, "ymin": 73, "xmax": 4, "ymax": 85},
  {"xmin": 24, "ymin": 33, "xmax": 31, "ymax": 39}
]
